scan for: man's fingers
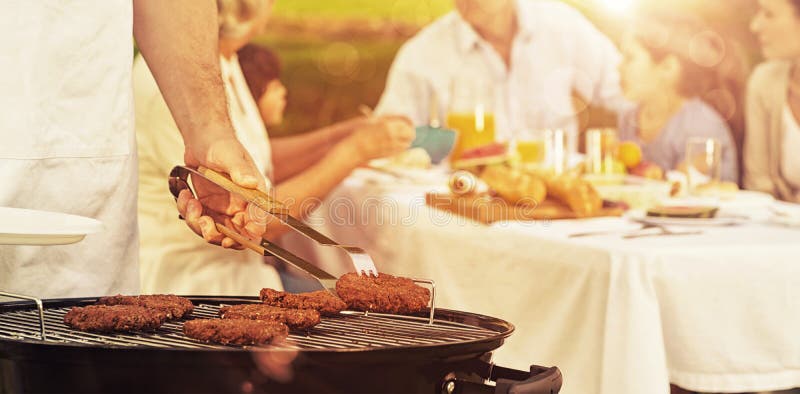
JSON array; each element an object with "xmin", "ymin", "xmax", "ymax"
[
  {"xmin": 183, "ymin": 199, "xmax": 205, "ymax": 237},
  {"xmin": 177, "ymin": 189, "xmax": 192, "ymax": 217},
  {"xmin": 244, "ymin": 220, "xmax": 266, "ymax": 239},
  {"xmin": 221, "ymin": 237, "xmax": 237, "ymax": 249},
  {"xmin": 197, "ymin": 216, "xmax": 224, "ymax": 245},
  {"xmin": 231, "ymin": 211, "xmax": 246, "ymax": 229},
  {"xmin": 206, "ymin": 211, "xmax": 250, "ymax": 250},
  {"xmin": 228, "ymin": 212, "xmax": 265, "ymax": 241}
]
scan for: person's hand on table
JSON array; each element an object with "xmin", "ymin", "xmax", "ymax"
[
  {"xmin": 177, "ymin": 134, "xmax": 268, "ymax": 249},
  {"xmin": 344, "ymin": 115, "xmax": 415, "ymax": 162}
]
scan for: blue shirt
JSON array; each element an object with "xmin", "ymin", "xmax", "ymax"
[{"xmin": 618, "ymin": 98, "xmax": 738, "ymax": 182}]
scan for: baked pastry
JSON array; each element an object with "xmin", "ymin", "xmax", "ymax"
[{"xmin": 480, "ymin": 164, "xmax": 546, "ymax": 205}]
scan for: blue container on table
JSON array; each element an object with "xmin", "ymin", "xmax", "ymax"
[{"xmin": 411, "ymin": 125, "xmax": 456, "ymax": 164}]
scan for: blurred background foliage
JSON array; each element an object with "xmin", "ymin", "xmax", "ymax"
[{"xmin": 249, "ymin": 0, "xmax": 759, "ymax": 137}]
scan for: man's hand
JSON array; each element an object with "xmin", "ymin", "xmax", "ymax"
[{"xmin": 177, "ymin": 135, "xmax": 268, "ymax": 248}]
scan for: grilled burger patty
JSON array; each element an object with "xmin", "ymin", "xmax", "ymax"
[
  {"xmin": 260, "ymin": 289, "xmax": 346, "ymax": 317},
  {"xmin": 183, "ymin": 318, "xmax": 289, "ymax": 346},
  {"xmin": 97, "ymin": 294, "xmax": 194, "ymax": 319},
  {"xmin": 335, "ymin": 273, "xmax": 430, "ymax": 314},
  {"xmin": 64, "ymin": 305, "xmax": 167, "ymax": 333},
  {"xmin": 219, "ymin": 304, "xmax": 321, "ymax": 330}
]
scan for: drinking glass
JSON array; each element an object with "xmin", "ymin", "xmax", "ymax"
[
  {"xmin": 585, "ymin": 128, "xmax": 619, "ymax": 175},
  {"xmin": 685, "ymin": 138, "xmax": 721, "ymax": 195},
  {"xmin": 516, "ymin": 129, "xmax": 567, "ymax": 174}
]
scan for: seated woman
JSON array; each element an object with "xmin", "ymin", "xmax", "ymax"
[
  {"xmin": 135, "ymin": 0, "xmax": 414, "ymax": 296},
  {"xmin": 617, "ymin": 12, "xmax": 742, "ymax": 182},
  {"xmin": 746, "ymin": 0, "xmax": 800, "ymax": 202}
]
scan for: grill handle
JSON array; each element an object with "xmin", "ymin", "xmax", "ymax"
[
  {"xmin": 443, "ymin": 363, "xmax": 562, "ymax": 394},
  {"xmin": 494, "ymin": 365, "xmax": 562, "ymax": 394},
  {"xmin": 0, "ymin": 291, "xmax": 46, "ymax": 340}
]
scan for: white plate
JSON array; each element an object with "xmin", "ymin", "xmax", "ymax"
[
  {"xmin": 660, "ymin": 191, "xmax": 775, "ymax": 217},
  {"xmin": 0, "ymin": 207, "xmax": 103, "ymax": 245},
  {"xmin": 624, "ymin": 210, "xmax": 747, "ymax": 227},
  {"xmin": 771, "ymin": 201, "xmax": 800, "ymax": 227}
]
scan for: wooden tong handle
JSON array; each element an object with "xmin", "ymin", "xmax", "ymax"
[
  {"xmin": 215, "ymin": 223, "xmax": 266, "ymax": 255},
  {"xmin": 196, "ymin": 166, "xmax": 285, "ymax": 213}
]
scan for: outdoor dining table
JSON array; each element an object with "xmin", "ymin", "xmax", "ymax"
[{"xmin": 281, "ymin": 168, "xmax": 800, "ymax": 394}]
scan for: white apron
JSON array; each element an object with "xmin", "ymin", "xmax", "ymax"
[{"xmin": 0, "ymin": 1, "xmax": 138, "ymax": 298}]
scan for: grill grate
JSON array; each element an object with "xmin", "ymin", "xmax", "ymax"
[{"xmin": 0, "ymin": 303, "xmax": 498, "ymax": 351}]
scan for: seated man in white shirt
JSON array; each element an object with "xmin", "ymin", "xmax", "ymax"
[{"xmin": 376, "ymin": 0, "xmax": 626, "ymax": 153}]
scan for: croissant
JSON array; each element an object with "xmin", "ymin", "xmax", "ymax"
[
  {"xmin": 480, "ymin": 165, "xmax": 546, "ymax": 206},
  {"xmin": 542, "ymin": 173, "xmax": 602, "ymax": 217}
]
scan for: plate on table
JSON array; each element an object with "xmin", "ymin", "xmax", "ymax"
[
  {"xmin": 771, "ymin": 201, "xmax": 800, "ymax": 227},
  {"xmin": 587, "ymin": 175, "xmax": 673, "ymax": 210},
  {"xmin": 0, "ymin": 207, "xmax": 103, "ymax": 245},
  {"xmin": 624, "ymin": 208, "xmax": 748, "ymax": 227},
  {"xmin": 718, "ymin": 190, "xmax": 775, "ymax": 210},
  {"xmin": 661, "ymin": 190, "xmax": 775, "ymax": 219}
]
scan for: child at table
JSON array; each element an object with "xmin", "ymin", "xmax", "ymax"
[
  {"xmin": 617, "ymin": 11, "xmax": 744, "ymax": 182},
  {"xmin": 237, "ymin": 43, "xmax": 414, "ymax": 189}
]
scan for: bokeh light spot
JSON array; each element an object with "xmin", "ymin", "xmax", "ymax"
[
  {"xmin": 317, "ymin": 41, "xmax": 361, "ymax": 84},
  {"xmin": 689, "ymin": 30, "xmax": 726, "ymax": 68}
]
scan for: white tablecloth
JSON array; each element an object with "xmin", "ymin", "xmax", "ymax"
[{"xmin": 281, "ymin": 170, "xmax": 800, "ymax": 394}]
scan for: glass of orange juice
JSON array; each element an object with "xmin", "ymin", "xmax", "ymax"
[
  {"xmin": 516, "ymin": 129, "xmax": 567, "ymax": 173},
  {"xmin": 446, "ymin": 78, "xmax": 495, "ymax": 163},
  {"xmin": 516, "ymin": 140, "xmax": 546, "ymax": 164}
]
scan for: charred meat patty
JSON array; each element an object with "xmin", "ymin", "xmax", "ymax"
[
  {"xmin": 183, "ymin": 318, "xmax": 289, "ymax": 346},
  {"xmin": 335, "ymin": 273, "xmax": 430, "ymax": 314},
  {"xmin": 219, "ymin": 304, "xmax": 321, "ymax": 330},
  {"xmin": 97, "ymin": 294, "xmax": 194, "ymax": 319},
  {"xmin": 63, "ymin": 305, "xmax": 167, "ymax": 333},
  {"xmin": 259, "ymin": 289, "xmax": 346, "ymax": 317}
]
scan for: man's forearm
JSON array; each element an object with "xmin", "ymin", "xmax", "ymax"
[{"xmin": 133, "ymin": 0, "xmax": 232, "ymax": 144}]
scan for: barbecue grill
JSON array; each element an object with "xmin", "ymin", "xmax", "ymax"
[{"xmin": 0, "ymin": 294, "xmax": 561, "ymax": 394}]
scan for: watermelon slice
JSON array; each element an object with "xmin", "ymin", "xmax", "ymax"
[
  {"xmin": 460, "ymin": 142, "xmax": 507, "ymax": 160},
  {"xmin": 452, "ymin": 143, "xmax": 510, "ymax": 169}
]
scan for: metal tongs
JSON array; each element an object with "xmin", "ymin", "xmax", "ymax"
[{"xmin": 168, "ymin": 165, "xmax": 378, "ymax": 292}]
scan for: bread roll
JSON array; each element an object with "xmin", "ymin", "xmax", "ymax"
[
  {"xmin": 541, "ymin": 173, "xmax": 602, "ymax": 217},
  {"xmin": 480, "ymin": 165, "xmax": 546, "ymax": 206}
]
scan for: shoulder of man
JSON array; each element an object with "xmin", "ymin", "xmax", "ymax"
[
  {"xmin": 517, "ymin": 0, "xmax": 594, "ymax": 29},
  {"xmin": 393, "ymin": 12, "xmax": 465, "ymax": 63}
]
